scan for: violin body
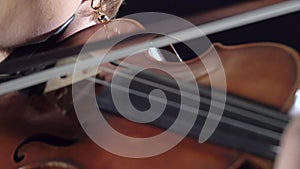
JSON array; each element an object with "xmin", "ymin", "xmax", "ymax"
[
  {"xmin": 0, "ymin": 93, "xmax": 268, "ymax": 169},
  {"xmin": 1, "ymin": 1, "xmax": 300, "ymax": 169},
  {"xmin": 1, "ymin": 34, "xmax": 299, "ymax": 169}
]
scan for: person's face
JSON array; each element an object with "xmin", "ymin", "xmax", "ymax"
[{"xmin": 0, "ymin": 0, "xmax": 81, "ymax": 49}]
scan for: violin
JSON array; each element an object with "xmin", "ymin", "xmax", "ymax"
[{"xmin": 1, "ymin": 1, "xmax": 300, "ymax": 169}]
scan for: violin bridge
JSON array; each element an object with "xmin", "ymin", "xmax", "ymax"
[{"xmin": 44, "ymin": 57, "xmax": 102, "ymax": 93}]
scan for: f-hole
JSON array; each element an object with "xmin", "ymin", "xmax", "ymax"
[{"xmin": 13, "ymin": 134, "xmax": 79, "ymax": 163}]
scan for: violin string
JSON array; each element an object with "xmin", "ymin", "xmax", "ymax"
[
  {"xmin": 94, "ymin": 64, "xmax": 286, "ymax": 131},
  {"xmin": 84, "ymin": 49, "xmax": 288, "ymax": 131},
  {"xmin": 114, "ymin": 59, "xmax": 289, "ymax": 122},
  {"xmin": 86, "ymin": 76, "xmax": 282, "ymax": 142},
  {"xmin": 82, "ymin": 50, "xmax": 288, "ymax": 130},
  {"xmin": 81, "ymin": 63, "xmax": 285, "ymax": 140},
  {"xmin": 113, "ymin": 60, "xmax": 289, "ymax": 121}
]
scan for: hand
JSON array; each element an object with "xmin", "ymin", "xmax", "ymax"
[{"xmin": 274, "ymin": 116, "xmax": 300, "ymax": 169}]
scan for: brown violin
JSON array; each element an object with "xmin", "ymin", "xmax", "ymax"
[{"xmin": 1, "ymin": 1, "xmax": 300, "ymax": 169}]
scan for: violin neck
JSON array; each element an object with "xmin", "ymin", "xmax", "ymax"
[{"xmin": 95, "ymin": 67, "xmax": 288, "ymax": 160}]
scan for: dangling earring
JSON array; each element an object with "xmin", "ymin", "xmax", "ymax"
[{"xmin": 91, "ymin": 0, "xmax": 110, "ymax": 23}]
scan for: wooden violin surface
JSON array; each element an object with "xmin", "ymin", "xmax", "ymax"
[
  {"xmin": 1, "ymin": 41, "xmax": 299, "ymax": 169},
  {"xmin": 0, "ymin": 93, "xmax": 270, "ymax": 169}
]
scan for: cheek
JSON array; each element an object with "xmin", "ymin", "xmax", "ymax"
[
  {"xmin": 0, "ymin": 1, "xmax": 19, "ymax": 43},
  {"xmin": 0, "ymin": 1, "xmax": 9, "ymax": 25},
  {"xmin": 0, "ymin": 1, "xmax": 36, "ymax": 48},
  {"xmin": 0, "ymin": 0, "xmax": 20, "ymax": 23}
]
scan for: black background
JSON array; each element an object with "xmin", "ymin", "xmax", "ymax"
[{"xmin": 117, "ymin": 0, "xmax": 300, "ymax": 60}]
